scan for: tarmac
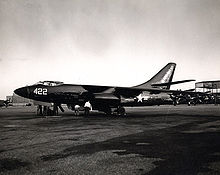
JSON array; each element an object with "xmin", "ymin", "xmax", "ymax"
[{"xmin": 0, "ymin": 105, "xmax": 220, "ymax": 175}]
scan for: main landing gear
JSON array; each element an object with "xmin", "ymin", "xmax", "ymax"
[
  {"xmin": 117, "ymin": 106, "xmax": 126, "ymax": 116},
  {"xmin": 103, "ymin": 106, "xmax": 126, "ymax": 116},
  {"xmin": 37, "ymin": 104, "xmax": 64, "ymax": 116}
]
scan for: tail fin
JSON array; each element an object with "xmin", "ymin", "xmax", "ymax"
[{"xmin": 134, "ymin": 62, "xmax": 176, "ymax": 89}]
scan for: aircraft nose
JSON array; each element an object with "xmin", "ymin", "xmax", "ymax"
[{"xmin": 14, "ymin": 87, "xmax": 28, "ymax": 98}]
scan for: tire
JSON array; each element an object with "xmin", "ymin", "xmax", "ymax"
[
  {"xmin": 104, "ymin": 107, "xmax": 112, "ymax": 115},
  {"xmin": 117, "ymin": 106, "xmax": 125, "ymax": 116}
]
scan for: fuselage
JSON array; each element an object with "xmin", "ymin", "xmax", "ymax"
[{"xmin": 14, "ymin": 82, "xmax": 174, "ymax": 110}]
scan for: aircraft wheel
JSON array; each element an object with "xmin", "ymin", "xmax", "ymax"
[
  {"xmin": 117, "ymin": 106, "xmax": 125, "ymax": 116},
  {"xmin": 104, "ymin": 107, "xmax": 112, "ymax": 115}
]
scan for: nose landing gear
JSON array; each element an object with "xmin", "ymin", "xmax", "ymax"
[{"xmin": 36, "ymin": 104, "xmax": 63, "ymax": 116}]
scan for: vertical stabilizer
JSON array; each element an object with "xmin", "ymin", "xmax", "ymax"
[{"xmin": 134, "ymin": 63, "xmax": 176, "ymax": 89}]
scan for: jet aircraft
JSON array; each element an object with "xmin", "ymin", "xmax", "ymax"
[
  {"xmin": 0, "ymin": 100, "xmax": 11, "ymax": 107},
  {"xmin": 14, "ymin": 62, "xmax": 197, "ymax": 116}
]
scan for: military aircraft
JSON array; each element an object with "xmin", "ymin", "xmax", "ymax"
[
  {"xmin": 170, "ymin": 88, "xmax": 213, "ymax": 106},
  {"xmin": 0, "ymin": 100, "xmax": 11, "ymax": 107},
  {"xmin": 0, "ymin": 100, "xmax": 6, "ymax": 107},
  {"xmin": 14, "ymin": 62, "xmax": 197, "ymax": 116}
]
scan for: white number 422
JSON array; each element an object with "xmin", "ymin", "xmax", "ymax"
[{"xmin": 34, "ymin": 88, "xmax": 47, "ymax": 95}]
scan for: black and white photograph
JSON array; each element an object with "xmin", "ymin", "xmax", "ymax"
[{"xmin": 1, "ymin": 0, "xmax": 220, "ymax": 174}]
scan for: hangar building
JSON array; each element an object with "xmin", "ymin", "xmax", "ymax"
[
  {"xmin": 9, "ymin": 93, "xmax": 32, "ymax": 106},
  {"xmin": 195, "ymin": 80, "xmax": 220, "ymax": 104},
  {"xmin": 195, "ymin": 81, "xmax": 220, "ymax": 93}
]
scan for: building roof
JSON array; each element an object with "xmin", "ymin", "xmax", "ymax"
[{"xmin": 196, "ymin": 80, "xmax": 220, "ymax": 89}]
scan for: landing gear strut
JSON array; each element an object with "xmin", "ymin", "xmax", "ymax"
[
  {"xmin": 37, "ymin": 105, "xmax": 43, "ymax": 116},
  {"xmin": 36, "ymin": 104, "xmax": 62, "ymax": 116},
  {"xmin": 53, "ymin": 104, "xmax": 58, "ymax": 115}
]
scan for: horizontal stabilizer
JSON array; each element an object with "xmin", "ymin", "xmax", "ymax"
[
  {"xmin": 185, "ymin": 88, "xmax": 196, "ymax": 92},
  {"xmin": 151, "ymin": 79, "xmax": 195, "ymax": 87}
]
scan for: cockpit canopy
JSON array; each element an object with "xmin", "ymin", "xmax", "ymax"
[{"xmin": 35, "ymin": 81, "xmax": 64, "ymax": 86}]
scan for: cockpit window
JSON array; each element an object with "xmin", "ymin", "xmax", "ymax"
[{"xmin": 35, "ymin": 81, "xmax": 64, "ymax": 86}]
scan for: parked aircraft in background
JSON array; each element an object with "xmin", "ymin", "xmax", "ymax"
[
  {"xmin": 0, "ymin": 100, "xmax": 11, "ymax": 107},
  {"xmin": 172, "ymin": 88, "xmax": 214, "ymax": 105},
  {"xmin": 14, "ymin": 62, "xmax": 198, "ymax": 116},
  {"xmin": 0, "ymin": 100, "xmax": 6, "ymax": 107}
]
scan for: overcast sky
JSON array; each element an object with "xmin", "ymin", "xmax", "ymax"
[{"xmin": 1, "ymin": 0, "xmax": 220, "ymax": 99}]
